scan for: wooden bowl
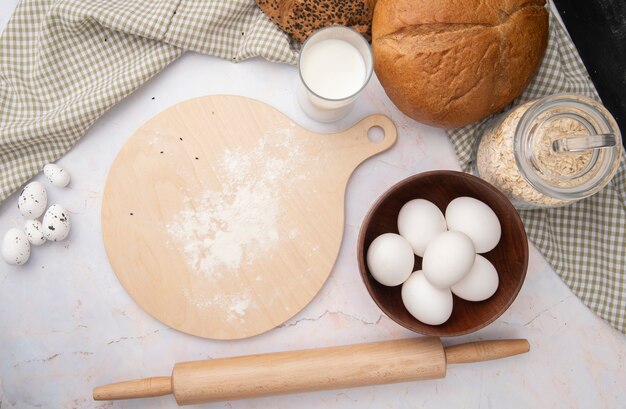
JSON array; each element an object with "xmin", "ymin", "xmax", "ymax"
[{"xmin": 357, "ymin": 170, "xmax": 528, "ymax": 336}]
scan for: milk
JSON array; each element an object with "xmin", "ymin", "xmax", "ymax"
[
  {"xmin": 296, "ymin": 27, "xmax": 372, "ymax": 122},
  {"xmin": 300, "ymin": 39, "xmax": 367, "ymax": 100}
]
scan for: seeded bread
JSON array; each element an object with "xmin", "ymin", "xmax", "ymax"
[
  {"xmin": 372, "ymin": 0, "xmax": 548, "ymax": 128},
  {"xmin": 256, "ymin": 0, "xmax": 375, "ymax": 43}
]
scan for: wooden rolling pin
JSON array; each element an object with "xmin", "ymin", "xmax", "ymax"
[{"xmin": 93, "ymin": 337, "xmax": 529, "ymax": 405}]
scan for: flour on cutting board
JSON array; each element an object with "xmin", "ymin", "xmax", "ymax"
[
  {"xmin": 183, "ymin": 288, "xmax": 253, "ymax": 322},
  {"xmin": 166, "ymin": 126, "xmax": 309, "ymax": 281},
  {"xmin": 147, "ymin": 129, "xmax": 171, "ymax": 145}
]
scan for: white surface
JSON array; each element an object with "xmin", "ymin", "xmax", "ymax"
[{"xmin": 1, "ymin": 2, "xmax": 625, "ymax": 408}]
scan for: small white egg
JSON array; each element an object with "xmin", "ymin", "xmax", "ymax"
[
  {"xmin": 402, "ymin": 270, "xmax": 453, "ymax": 325},
  {"xmin": 445, "ymin": 197, "xmax": 502, "ymax": 253},
  {"xmin": 2, "ymin": 228, "xmax": 31, "ymax": 266},
  {"xmin": 42, "ymin": 204, "xmax": 71, "ymax": 241},
  {"xmin": 43, "ymin": 163, "xmax": 71, "ymax": 188},
  {"xmin": 24, "ymin": 219, "xmax": 46, "ymax": 246},
  {"xmin": 366, "ymin": 233, "xmax": 415, "ymax": 286},
  {"xmin": 451, "ymin": 255, "xmax": 499, "ymax": 301},
  {"xmin": 17, "ymin": 181, "xmax": 48, "ymax": 218},
  {"xmin": 422, "ymin": 231, "xmax": 476, "ymax": 288},
  {"xmin": 397, "ymin": 199, "xmax": 447, "ymax": 256}
]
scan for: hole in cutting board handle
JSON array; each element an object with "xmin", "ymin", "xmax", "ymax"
[{"xmin": 367, "ymin": 126, "xmax": 385, "ymax": 144}]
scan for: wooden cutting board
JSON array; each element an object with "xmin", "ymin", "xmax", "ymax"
[{"xmin": 102, "ymin": 95, "xmax": 397, "ymax": 339}]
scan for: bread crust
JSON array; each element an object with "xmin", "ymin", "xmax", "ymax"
[{"xmin": 373, "ymin": 0, "xmax": 548, "ymax": 128}]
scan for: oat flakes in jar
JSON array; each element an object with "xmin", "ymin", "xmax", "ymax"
[{"xmin": 472, "ymin": 93, "xmax": 622, "ymax": 209}]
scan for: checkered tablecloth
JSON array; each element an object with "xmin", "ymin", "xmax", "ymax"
[{"xmin": 1, "ymin": 1, "xmax": 624, "ymax": 333}]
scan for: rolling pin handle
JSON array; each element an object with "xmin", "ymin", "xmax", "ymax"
[
  {"xmin": 93, "ymin": 376, "xmax": 173, "ymax": 401},
  {"xmin": 444, "ymin": 339, "xmax": 530, "ymax": 365}
]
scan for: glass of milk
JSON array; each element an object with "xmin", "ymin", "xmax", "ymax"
[{"xmin": 297, "ymin": 26, "xmax": 373, "ymax": 123}]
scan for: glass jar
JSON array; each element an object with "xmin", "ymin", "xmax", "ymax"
[{"xmin": 472, "ymin": 93, "xmax": 622, "ymax": 209}]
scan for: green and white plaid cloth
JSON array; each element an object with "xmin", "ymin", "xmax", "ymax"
[
  {"xmin": 0, "ymin": 0, "xmax": 297, "ymax": 203},
  {"xmin": 1, "ymin": 1, "xmax": 624, "ymax": 333}
]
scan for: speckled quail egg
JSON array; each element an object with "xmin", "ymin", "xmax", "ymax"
[
  {"xmin": 43, "ymin": 163, "xmax": 70, "ymax": 188},
  {"xmin": 2, "ymin": 228, "xmax": 31, "ymax": 266},
  {"xmin": 17, "ymin": 181, "xmax": 47, "ymax": 218},
  {"xmin": 42, "ymin": 204, "xmax": 71, "ymax": 241},
  {"xmin": 24, "ymin": 219, "xmax": 46, "ymax": 246}
]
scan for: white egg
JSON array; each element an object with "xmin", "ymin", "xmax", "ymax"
[
  {"xmin": 366, "ymin": 233, "xmax": 415, "ymax": 286},
  {"xmin": 42, "ymin": 204, "xmax": 71, "ymax": 241},
  {"xmin": 397, "ymin": 199, "xmax": 447, "ymax": 256},
  {"xmin": 2, "ymin": 228, "xmax": 31, "ymax": 266},
  {"xmin": 17, "ymin": 181, "xmax": 48, "ymax": 218},
  {"xmin": 451, "ymin": 255, "xmax": 499, "ymax": 301},
  {"xmin": 445, "ymin": 197, "xmax": 501, "ymax": 253},
  {"xmin": 43, "ymin": 163, "xmax": 71, "ymax": 188},
  {"xmin": 24, "ymin": 219, "xmax": 46, "ymax": 246},
  {"xmin": 402, "ymin": 270, "xmax": 453, "ymax": 325},
  {"xmin": 422, "ymin": 231, "xmax": 476, "ymax": 288}
]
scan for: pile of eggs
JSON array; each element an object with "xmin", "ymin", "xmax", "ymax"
[
  {"xmin": 366, "ymin": 197, "xmax": 502, "ymax": 325},
  {"xmin": 1, "ymin": 164, "xmax": 71, "ymax": 266}
]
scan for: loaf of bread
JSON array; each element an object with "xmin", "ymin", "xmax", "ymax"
[
  {"xmin": 372, "ymin": 0, "xmax": 548, "ymax": 128},
  {"xmin": 256, "ymin": 0, "xmax": 374, "ymax": 43}
]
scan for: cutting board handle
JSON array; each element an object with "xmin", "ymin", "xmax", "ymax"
[{"xmin": 337, "ymin": 114, "xmax": 398, "ymax": 156}]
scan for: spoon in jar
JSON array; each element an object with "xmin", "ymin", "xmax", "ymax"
[{"xmin": 552, "ymin": 133, "xmax": 617, "ymax": 153}]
